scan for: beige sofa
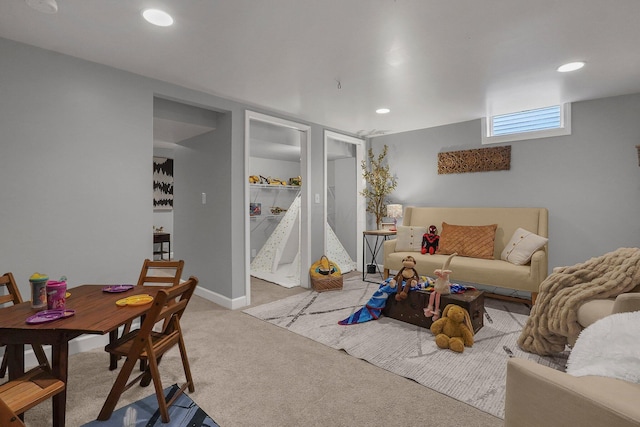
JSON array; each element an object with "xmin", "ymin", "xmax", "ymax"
[
  {"xmin": 505, "ymin": 357, "xmax": 640, "ymax": 426},
  {"xmin": 383, "ymin": 207, "xmax": 548, "ymax": 302},
  {"xmin": 506, "ymin": 287, "xmax": 640, "ymax": 426}
]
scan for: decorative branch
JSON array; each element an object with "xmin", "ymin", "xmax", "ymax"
[{"xmin": 360, "ymin": 145, "xmax": 398, "ymax": 228}]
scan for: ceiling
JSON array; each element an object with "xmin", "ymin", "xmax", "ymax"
[{"xmin": 2, "ymin": 1, "xmax": 640, "ymax": 137}]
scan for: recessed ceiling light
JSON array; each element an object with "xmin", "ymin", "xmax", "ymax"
[
  {"xmin": 557, "ymin": 62, "xmax": 585, "ymax": 73},
  {"xmin": 376, "ymin": 108, "xmax": 391, "ymax": 114},
  {"xmin": 142, "ymin": 9, "xmax": 174, "ymax": 27},
  {"xmin": 25, "ymin": 0, "xmax": 58, "ymax": 14}
]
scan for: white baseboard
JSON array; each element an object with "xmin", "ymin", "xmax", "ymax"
[{"xmin": 193, "ymin": 284, "xmax": 247, "ymax": 310}]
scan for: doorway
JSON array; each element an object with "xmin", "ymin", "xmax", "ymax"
[
  {"xmin": 152, "ymin": 97, "xmax": 218, "ymax": 261},
  {"xmin": 244, "ymin": 111, "xmax": 311, "ymax": 304},
  {"xmin": 323, "ymin": 131, "xmax": 365, "ymax": 271}
]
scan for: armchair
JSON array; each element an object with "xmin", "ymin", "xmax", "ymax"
[{"xmin": 571, "ymin": 284, "xmax": 640, "ymax": 345}]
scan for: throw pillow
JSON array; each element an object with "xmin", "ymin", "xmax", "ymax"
[
  {"xmin": 436, "ymin": 222, "xmax": 497, "ymax": 259},
  {"xmin": 501, "ymin": 227, "xmax": 548, "ymax": 265},
  {"xmin": 395, "ymin": 226, "xmax": 427, "ymax": 252},
  {"xmin": 566, "ymin": 311, "xmax": 640, "ymax": 384}
]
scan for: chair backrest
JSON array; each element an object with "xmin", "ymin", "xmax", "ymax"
[
  {"xmin": 138, "ymin": 276, "xmax": 197, "ymax": 338},
  {"xmin": 0, "ymin": 272, "xmax": 22, "ymax": 308},
  {"xmin": 136, "ymin": 259, "xmax": 184, "ymax": 287}
]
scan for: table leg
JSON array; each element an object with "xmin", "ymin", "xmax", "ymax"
[
  {"xmin": 6, "ymin": 343, "xmax": 25, "ymax": 380},
  {"xmin": 51, "ymin": 338, "xmax": 69, "ymax": 427},
  {"xmin": 7, "ymin": 344, "xmax": 26, "ymax": 422},
  {"xmin": 109, "ymin": 330, "xmax": 119, "ymax": 370}
]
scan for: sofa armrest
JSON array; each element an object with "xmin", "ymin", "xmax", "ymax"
[
  {"xmin": 383, "ymin": 238, "xmax": 397, "ymax": 258},
  {"xmin": 613, "ymin": 292, "xmax": 640, "ymax": 314},
  {"xmin": 505, "ymin": 358, "xmax": 640, "ymax": 427},
  {"xmin": 528, "ymin": 249, "xmax": 548, "ymax": 289}
]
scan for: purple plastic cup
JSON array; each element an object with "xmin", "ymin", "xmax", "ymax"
[{"xmin": 46, "ymin": 280, "xmax": 67, "ymax": 310}]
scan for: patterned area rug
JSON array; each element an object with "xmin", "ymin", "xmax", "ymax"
[
  {"xmin": 81, "ymin": 384, "xmax": 219, "ymax": 426},
  {"xmin": 244, "ymin": 276, "xmax": 569, "ymax": 419}
]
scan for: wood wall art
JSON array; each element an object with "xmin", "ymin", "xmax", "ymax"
[
  {"xmin": 153, "ymin": 156, "xmax": 174, "ymax": 210},
  {"xmin": 438, "ymin": 145, "xmax": 511, "ymax": 175}
]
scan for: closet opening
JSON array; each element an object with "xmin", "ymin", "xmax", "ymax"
[{"xmin": 244, "ymin": 111, "xmax": 311, "ymax": 304}]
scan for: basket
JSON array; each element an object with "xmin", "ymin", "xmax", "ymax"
[
  {"xmin": 311, "ymin": 275, "xmax": 343, "ymax": 292},
  {"xmin": 309, "ymin": 255, "xmax": 343, "ymax": 292}
]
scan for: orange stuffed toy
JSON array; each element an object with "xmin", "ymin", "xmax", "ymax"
[{"xmin": 430, "ymin": 304, "xmax": 474, "ymax": 353}]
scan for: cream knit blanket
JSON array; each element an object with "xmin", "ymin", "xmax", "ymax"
[{"xmin": 518, "ymin": 247, "xmax": 640, "ymax": 356}]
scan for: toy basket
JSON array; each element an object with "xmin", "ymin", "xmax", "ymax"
[{"xmin": 309, "ymin": 255, "xmax": 342, "ymax": 292}]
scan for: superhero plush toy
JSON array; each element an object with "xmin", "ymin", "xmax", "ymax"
[{"xmin": 421, "ymin": 225, "xmax": 440, "ymax": 255}]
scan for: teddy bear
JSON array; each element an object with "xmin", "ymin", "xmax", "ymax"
[
  {"xmin": 430, "ymin": 304, "xmax": 474, "ymax": 353},
  {"xmin": 421, "ymin": 225, "xmax": 439, "ymax": 255},
  {"xmin": 389, "ymin": 255, "xmax": 420, "ymax": 301}
]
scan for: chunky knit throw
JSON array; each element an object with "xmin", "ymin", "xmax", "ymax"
[{"xmin": 518, "ymin": 247, "xmax": 640, "ymax": 356}]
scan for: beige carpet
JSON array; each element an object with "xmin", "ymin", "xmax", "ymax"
[
  {"xmin": 21, "ymin": 274, "xmax": 506, "ymax": 427},
  {"xmin": 244, "ymin": 275, "xmax": 569, "ymax": 419}
]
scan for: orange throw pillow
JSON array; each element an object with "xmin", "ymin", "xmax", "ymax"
[{"xmin": 436, "ymin": 222, "xmax": 498, "ymax": 259}]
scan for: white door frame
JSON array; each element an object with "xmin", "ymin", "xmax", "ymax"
[
  {"xmin": 323, "ymin": 130, "xmax": 365, "ymax": 271},
  {"xmin": 245, "ymin": 111, "xmax": 311, "ymax": 305}
]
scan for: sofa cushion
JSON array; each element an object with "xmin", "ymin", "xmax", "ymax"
[
  {"xmin": 395, "ymin": 225, "xmax": 427, "ymax": 252},
  {"xmin": 436, "ymin": 222, "xmax": 497, "ymax": 259},
  {"xmin": 501, "ymin": 227, "xmax": 548, "ymax": 265}
]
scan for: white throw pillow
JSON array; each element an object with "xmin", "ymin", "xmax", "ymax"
[
  {"xmin": 500, "ymin": 227, "xmax": 548, "ymax": 265},
  {"xmin": 395, "ymin": 226, "xmax": 427, "ymax": 252},
  {"xmin": 566, "ymin": 311, "xmax": 640, "ymax": 384}
]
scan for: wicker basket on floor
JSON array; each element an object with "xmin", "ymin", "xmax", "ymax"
[{"xmin": 309, "ymin": 255, "xmax": 343, "ymax": 292}]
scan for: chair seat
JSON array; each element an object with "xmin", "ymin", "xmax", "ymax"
[
  {"xmin": 0, "ymin": 367, "xmax": 65, "ymax": 415},
  {"xmin": 105, "ymin": 329, "xmax": 181, "ymax": 359},
  {"xmin": 577, "ymin": 298, "xmax": 615, "ymax": 328}
]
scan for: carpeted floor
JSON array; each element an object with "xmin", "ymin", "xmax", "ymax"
[
  {"xmin": 244, "ymin": 276, "xmax": 570, "ymax": 419},
  {"xmin": 19, "ymin": 274, "xmax": 509, "ymax": 427}
]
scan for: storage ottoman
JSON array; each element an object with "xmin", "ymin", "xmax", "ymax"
[{"xmin": 382, "ymin": 289, "xmax": 484, "ymax": 333}]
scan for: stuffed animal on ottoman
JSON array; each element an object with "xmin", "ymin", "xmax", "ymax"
[
  {"xmin": 389, "ymin": 255, "xmax": 420, "ymax": 301},
  {"xmin": 430, "ymin": 304, "xmax": 474, "ymax": 353},
  {"xmin": 421, "ymin": 225, "xmax": 440, "ymax": 255}
]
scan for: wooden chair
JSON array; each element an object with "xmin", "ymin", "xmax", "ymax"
[
  {"xmin": 108, "ymin": 259, "xmax": 184, "ymax": 370},
  {"xmin": 135, "ymin": 259, "xmax": 184, "ymax": 288},
  {"xmin": 0, "ymin": 272, "xmax": 50, "ymax": 378},
  {"xmin": 0, "ymin": 366, "xmax": 66, "ymax": 426},
  {"xmin": 98, "ymin": 276, "xmax": 198, "ymax": 423}
]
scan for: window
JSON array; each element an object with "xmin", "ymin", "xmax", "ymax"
[{"xmin": 482, "ymin": 103, "xmax": 571, "ymax": 144}]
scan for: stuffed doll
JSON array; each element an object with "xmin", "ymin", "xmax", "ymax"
[
  {"xmin": 389, "ymin": 255, "xmax": 420, "ymax": 301},
  {"xmin": 421, "ymin": 225, "xmax": 440, "ymax": 255},
  {"xmin": 424, "ymin": 253, "xmax": 457, "ymax": 320},
  {"xmin": 430, "ymin": 304, "xmax": 474, "ymax": 352}
]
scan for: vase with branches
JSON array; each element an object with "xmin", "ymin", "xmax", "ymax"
[{"xmin": 360, "ymin": 144, "xmax": 398, "ymax": 229}]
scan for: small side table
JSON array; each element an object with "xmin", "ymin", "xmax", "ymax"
[
  {"xmin": 362, "ymin": 230, "xmax": 396, "ymax": 283},
  {"xmin": 153, "ymin": 232, "xmax": 171, "ymax": 260}
]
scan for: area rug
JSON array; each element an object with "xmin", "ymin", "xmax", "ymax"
[
  {"xmin": 243, "ymin": 276, "xmax": 569, "ymax": 419},
  {"xmin": 81, "ymin": 384, "xmax": 219, "ymax": 427}
]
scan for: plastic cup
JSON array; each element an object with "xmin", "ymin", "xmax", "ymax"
[
  {"xmin": 46, "ymin": 280, "xmax": 67, "ymax": 310},
  {"xmin": 29, "ymin": 275, "xmax": 49, "ymax": 309}
]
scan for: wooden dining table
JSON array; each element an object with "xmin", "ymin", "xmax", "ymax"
[{"xmin": 0, "ymin": 284, "xmax": 162, "ymax": 427}]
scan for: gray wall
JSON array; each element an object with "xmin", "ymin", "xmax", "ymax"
[
  {"xmin": 0, "ymin": 37, "xmax": 151, "ymax": 290},
  {"xmin": 372, "ymin": 93, "xmax": 640, "ymax": 271},
  {"xmin": 0, "ymin": 37, "xmax": 335, "ymax": 304}
]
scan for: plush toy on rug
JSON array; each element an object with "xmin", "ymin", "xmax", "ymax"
[
  {"xmin": 421, "ymin": 225, "xmax": 440, "ymax": 255},
  {"xmin": 430, "ymin": 304, "xmax": 474, "ymax": 353},
  {"xmin": 424, "ymin": 253, "xmax": 457, "ymax": 320},
  {"xmin": 389, "ymin": 255, "xmax": 420, "ymax": 301}
]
